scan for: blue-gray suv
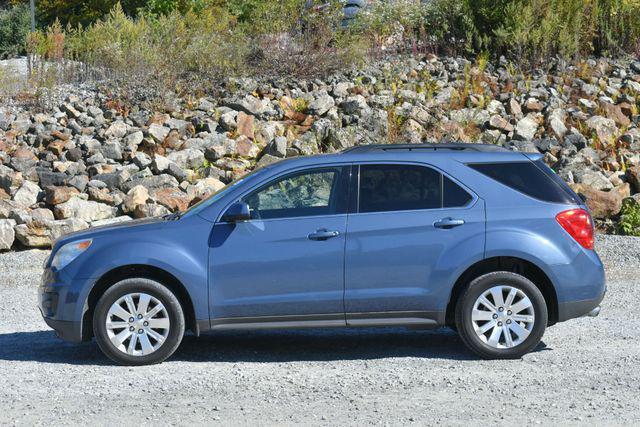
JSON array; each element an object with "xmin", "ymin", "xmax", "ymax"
[{"xmin": 38, "ymin": 143, "xmax": 606, "ymax": 365}]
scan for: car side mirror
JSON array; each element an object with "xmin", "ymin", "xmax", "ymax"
[{"xmin": 221, "ymin": 201, "xmax": 251, "ymax": 223}]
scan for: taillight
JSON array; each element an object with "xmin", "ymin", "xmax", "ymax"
[{"xmin": 555, "ymin": 208, "xmax": 594, "ymax": 250}]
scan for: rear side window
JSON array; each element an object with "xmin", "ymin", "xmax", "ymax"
[
  {"xmin": 443, "ymin": 176, "xmax": 472, "ymax": 207},
  {"xmin": 358, "ymin": 164, "xmax": 473, "ymax": 213},
  {"xmin": 468, "ymin": 161, "xmax": 581, "ymax": 204}
]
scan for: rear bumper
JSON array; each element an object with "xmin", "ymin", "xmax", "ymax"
[{"xmin": 557, "ymin": 291, "xmax": 605, "ymax": 322}]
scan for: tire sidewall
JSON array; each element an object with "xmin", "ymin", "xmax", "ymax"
[
  {"xmin": 93, "ymin": 278, "xmax": 185, "ymax": 366},
  {"xmin": 456, "ymin": 271, "xmax": 548, "ymax": 359}
]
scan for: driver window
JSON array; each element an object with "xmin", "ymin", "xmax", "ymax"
[{"xmin": 243, "ymin": 168, "xmax": 341, "ymax": 220}]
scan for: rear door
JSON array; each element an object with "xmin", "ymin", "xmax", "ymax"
[{"xmin": 344, "ymin": 162, "xmax": 485, "ymax": 325}]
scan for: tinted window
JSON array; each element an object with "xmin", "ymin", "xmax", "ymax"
[
  {"xmin": 468, "ymin": 161, "xmax": 580, "ymax": 204},
  {"xmin": 243, "ymin": 167, "xmax": 345, "ymax": 219},
  {"xmin": 359, "ymin": 165, "xmax": 441, "ymax": 213},
  {"xmin": 533, "ymin": 160, "xmax": 582, "ymax": 204},
  {"xmin": 443, "ymin": 176, "xmax": 472, "ymax": 207}
]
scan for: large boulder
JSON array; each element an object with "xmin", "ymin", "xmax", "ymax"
[
  {"xmin": 123, "ymin": 185, "xmax": 149, "ymax": 213},
  {"xmin": 13, "ymin": 181, "xmax": 41, "ymax": 208},
  {"xmin": 0, "ymin": 219, "xmax": 16, "ymax": 250},
  {"xmin": 133, "ymin": 203, "xmax": 171, "ymax": 219},
  {"xmin": 122, "ymin": 174, "xmax": 179, "ymax": 193},
  {"xmin": 340, "ymin": 95, "xmax": 369, "ymax": 115},
  {"xmin": 579, "ymin": 170, "xmax": 614, "ymax": 191},
  {"xmin": 148, "ymin": 123, "xmax": 169, "ymax": 143},
  {"xmin": 626, "ymin": 166, "xmax": 640, "ymax": 193},
  {"xmin": 308, "ymin": 92, "xmax": 335, "ymax": 116},
  {"xmin": 514, "ymin": 116, "xmax": 539, "ymax": 140},
  {"xmin": 14, "ymin": 218, "xmax": 88, "ymax": 248},
  {"xmin": 570, "ymin": 183, "xmax": 630, "ymax": 218},
  {"xmin": 190, "ymin": 177, "xmax": 225, "ymax": 201},
  {"xmin": 45, "ymin": 186, "xmax": 80, "ymax": 205},
  {"xmin": 224, "ymin": 95, "xmax": 272, "ymax": 117},
  {"xmin": 53, "ymin": 197, "xmax": 116, "ymax": 222},
  {"xmin": 585, "ymin": 116, "xmax": 618, "ymax": 144},
  {"xmin": 166, "ymin": 148, "xmax": 205, "ymax": 170},
  {"xmin": 104, "ymin": 120, "xmax": 129, "ymax": 139},
  {"xmin": 235, "ymin": 112, "xmax": 255, "ymax": 139},
  {"xmin": 151, "ymin": 188, "xmax": 193, "ymax": 212}
]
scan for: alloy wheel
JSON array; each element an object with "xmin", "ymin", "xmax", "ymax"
[
  {"xmin": 105, "ymin": 293, "xmax": 171, "ymax": 356},
  {"xmin": 471, "ymin": 285, "xmax": 535, "ymax": 349}
]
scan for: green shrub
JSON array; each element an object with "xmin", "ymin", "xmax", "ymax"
[
  {"xmin": 618, "ymin": 198, "xmax": 640, "ymax": 237},
  {"xmin": 37, "ymin": 1, "xmax": 365, "ymax": 104},
  {"xmin": 22, "ymin": 0, "xmax": 640, "ymax": 104},
  {"xmin": 356, "ymin": 0, "xmax": 640, "ymax": 62},
  {"xmin": 493, "ymin": 0, "xmax": 640, "ymax": 61},
  {"xmin": 0, "ymin": 3, "xmax": 31, "ymax": 59}
]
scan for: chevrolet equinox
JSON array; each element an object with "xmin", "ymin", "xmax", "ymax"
[{"xmin": 38, "ymin": 143, "xmax": 606, "ymax": 365}]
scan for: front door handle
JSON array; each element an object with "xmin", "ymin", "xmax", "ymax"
[
  {"xmin": 434, "ymin": 218, "xmax": 465, "ymax": 229},
  {"xmin": 308, "ymin": 229, "xmax": 340, "ymax": 241}
]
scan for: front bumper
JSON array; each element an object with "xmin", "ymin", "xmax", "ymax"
[
  {"xmin": 40, "ymin": 313, "xmax": 84, "ymax": 343},
  {"xmin": 38, "ymin": 268, "xmax": 91, "ymax": 343}
]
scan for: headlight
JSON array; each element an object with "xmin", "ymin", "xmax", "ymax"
[{"xmin": 51, "ymin": 239, "xmax": 92, "ymax": 271}]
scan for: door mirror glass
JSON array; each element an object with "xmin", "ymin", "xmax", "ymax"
[{"xmin": 221, "ymin": 202, "xmax": 251, "ymax": 223}]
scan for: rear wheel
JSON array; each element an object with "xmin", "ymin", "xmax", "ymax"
[
  {"xmin": 455, "ymin": 271, "xmax": 547, "ymax": 359},
  {"xmin": 93, "ymin": 278, "xmax": 185, "ymax": 365}
]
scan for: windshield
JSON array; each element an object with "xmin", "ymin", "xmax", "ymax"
[{"xmin": 180, "ymin": 167, "xmax": 272, "ymax": 219}]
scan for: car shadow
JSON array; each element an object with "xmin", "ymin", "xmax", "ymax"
[{"xmin": 0, "ymin": 328, "xmax": 550, "ymax": 365}]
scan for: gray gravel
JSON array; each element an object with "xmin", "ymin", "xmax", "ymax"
[{"xmin": 0, "ymin": 235, "xmax": 639, "ymax": 425}]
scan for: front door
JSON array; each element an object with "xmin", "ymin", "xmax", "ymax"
[
  {"xmin": 209, "ymin": 165, "xmax": 350, "ymax": 326},
  {"xmin": 344, "ymin": 163, "xmax": 485, "ymax": 325}
]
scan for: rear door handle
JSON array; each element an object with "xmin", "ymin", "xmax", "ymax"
[
  {"xmin": 308, "ymin": 229, "xmax": 340, "ymax": 241},
  {"xmin": 434, "ymin": 218, "xmax": 465, "ymax": 229}
]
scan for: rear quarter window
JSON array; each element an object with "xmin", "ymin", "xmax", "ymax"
[{"xmin": 468, "ymin": 161, "xmax": 581, "ymax": 204}]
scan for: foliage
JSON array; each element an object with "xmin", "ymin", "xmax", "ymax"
[
  {"xmin": 12, "ymin": 0, "xmax": 640, "ymax": 106},
  {"xmin": 491, "ymin": 0, "xmax": 639, "ymax": 61},
  {"xmin": 618, "ymin": 198, "xmax": 640, "ymax": 236},
  {"xmin": 25, "ymin": 1, "xmax": 364, "ymax": 105},
  {"xmin": 356, "ymin": 0, "xmax": 640, "ymax": 61},
  {"xmin": 0, "ymin": 3, "xmax": 31, "ymax": 58}
]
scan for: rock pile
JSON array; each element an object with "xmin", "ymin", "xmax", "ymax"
[{"xmin": 1, "ymin": 55, "xmax": 640, "ymax": 249}]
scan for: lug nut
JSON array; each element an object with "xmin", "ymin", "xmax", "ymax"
[
  {"xmin": 497, "ymin": 321, "xmax": 503, "ymax": 326},
  {"xmin": 506, "ymin": 319, "xmax": 512, "ymax": 324},
  {"xmin": 129, "ymin": 326, "xmax": 135, "ymax": 331},
  {"xmin": 137, "ymin": 314, "xmax": 143, "ymax": 319},
  {"xmin": 498, "ymin": 307, "xmax": 504, "ymax": 312},
  {"xmin": 129, "ymin": 317, "xmax": 134, "ymax": 323},
  {"xmin": 143, "ymin": 321, "xmax": 149, "ymax": 327},
  {"xmin": 507, "ymin": 310, "xmax": 512, "ymax": 315},
  {"xmin": 138, "ymin": 329, "xmax": 144, "ymax": 334},
  {"xmin": 492, "ymin": 314, "xmax": 498, "ymax": 319}
]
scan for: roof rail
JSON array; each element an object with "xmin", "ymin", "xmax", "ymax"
[{"xmin": 342, "ymin": 143, "xmax": 510, "ymax": 153}]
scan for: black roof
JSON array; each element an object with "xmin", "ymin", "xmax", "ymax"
[{"xmin": 342, "ymin": 143, "xmax": 510, "ymax": 153}]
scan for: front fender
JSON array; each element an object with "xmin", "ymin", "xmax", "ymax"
[{"xmin": 55, "ymin": 216, "xmax": 212, "ymax": 323}]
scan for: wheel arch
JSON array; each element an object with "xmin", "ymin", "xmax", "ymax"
[
  {"xmin": 445, "ymin": 256, "xmax": 558, "ymax": 327},
  {"xmin": 82, "ymin": 264, "xmax": 199, "ymax": 340}
]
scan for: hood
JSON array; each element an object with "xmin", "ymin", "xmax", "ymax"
[{"xmin": 53, "ymin": 216, "xmax": 166, "ymax": 250}]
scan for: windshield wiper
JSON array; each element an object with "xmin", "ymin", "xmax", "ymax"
[{"xmin": 164, "ymin": 212, "xmax": 182, "ymax": 221}]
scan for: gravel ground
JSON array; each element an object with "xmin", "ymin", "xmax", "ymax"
[{"xmin": 0, "ymin": 235, "xmax": 639, "ymax": 426}]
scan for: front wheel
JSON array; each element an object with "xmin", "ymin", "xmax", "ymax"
[
  {"xmin": 455, "ymin": 271, "xmax": 548, "ymax": 359},
  {"xmin": 93, "ymin": 278, "xmax": 185, "ymax": 365}
]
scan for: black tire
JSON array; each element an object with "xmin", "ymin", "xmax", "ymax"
[
  {"xmin": 93, "ymin": 278, "xmax": 185, "ymax": 366},
  {"xmin": 455, "ymin": 271, "xmax": 547, "ymax": 359}
]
